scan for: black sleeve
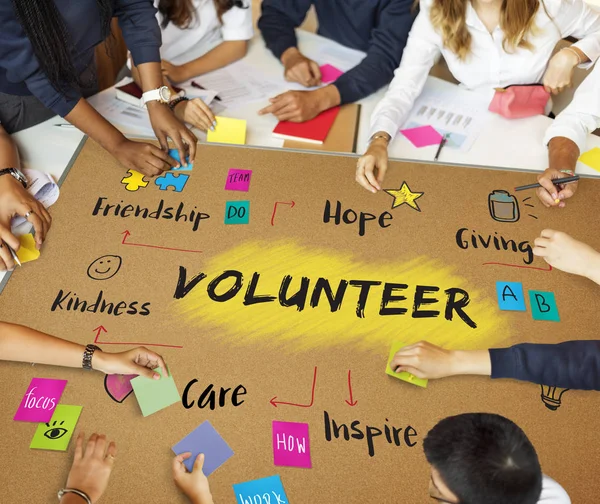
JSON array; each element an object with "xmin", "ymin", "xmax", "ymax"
[{"xmin": 489, "ymin": 340, "xmax": 600, "ymax": 391}]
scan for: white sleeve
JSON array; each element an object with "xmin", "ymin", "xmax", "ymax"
[
  {"xmin": 368, "ymin": 3, "xmax": 441, "ymax": 141},
  {"xmin": 543, "ymin": 63, "xmax": 600, "ymax": 153},
  {"xmin": 556, "ymin": 0, "xmax": 600, "ymax": 67},
  {"xmin": 538, "ymin": 475, "xmax": 571, "ymax": 504},
  {"xmin": 221, "ymin": 2, "xmax": 253, "ymax": 42}
]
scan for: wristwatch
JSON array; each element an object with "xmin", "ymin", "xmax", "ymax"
[
  {"xmin": 0, "ymin": 167, "xmax": 27, "ymax": 189},
  {"xmin": 82, "ymin": 344, "xmax": 102, "ymax": 370},
  {"xmin": 141, "ymin": 86, "xmax": 171, "ymax": 107}
]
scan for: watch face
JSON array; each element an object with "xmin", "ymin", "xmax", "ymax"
[{"xmin": 159, "ymin": 86, "xmax": 171, "ymax": 102}]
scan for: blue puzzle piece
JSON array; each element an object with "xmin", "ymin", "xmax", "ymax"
[
  {"xmin": 496, "ymin": 281, "xmax": 526, "ymax": 311},
  {"xmin": 168, "ymin": 149, "xmax": 193, "ymax": 171},
  {"xmin": 155, "ymin": 172, "xmax": 189, "ymax": 192},
  {"xmin": 529, "ymin": 291, "xmax": 560, "ymax": 322}
]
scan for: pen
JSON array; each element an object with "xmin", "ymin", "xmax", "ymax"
[
  {"xmin": 514, "ymin": 175, "xmax": 580, "ymax": 192},
  {"xmin": 2, "ymin": 240, "xmax": 21, "ymax": 267},
  {"xmin": 434, "ymin": 134, "xmax": 448, "ymax": 162},
  {"xmin": 54, "ymin": 123, "xmax": 77, "ymax": 128},
  {"xmin": 191, "ymin": 81, "xmax": 222, "ymax": 102}
]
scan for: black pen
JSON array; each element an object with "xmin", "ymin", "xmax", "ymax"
[
  {"xmin": 191, "ymin": 81, "xmax": 222, "ymax": 102},
  {"xmin": 2, "ymin": 240, "xmax": 21, "ymax": 267},
  {"xmin": 434, "ymin": 134, "xmax": 448, "ymax": 162},
  {"xmin": 515, "ymin": 175, "xmax": 580, "ymax": 192}
]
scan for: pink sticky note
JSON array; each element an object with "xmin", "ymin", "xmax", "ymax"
[
  {"xmin": 14, "ymin": 378, "xmax": 67, "ymax": 422},
  {"xmin": 400, "ymin": 125, "xmax": 443, "ymax": 148},
  {"xmin": 104, "ymin": 374, "xmax": 136, "ymax": 403},
  {"xmin": 320, "ymin": 64, "xmax": 344, "ymax": 84},
  {"xmin": 225, "ymin": 169, "xmax": 252, "ymax": 192},
  {"xmin": 272, "ymin": 421, "xmax": 311, "ymax": 468}
]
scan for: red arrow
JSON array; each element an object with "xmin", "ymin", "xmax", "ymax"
[
  {"xmin": 270, "ymin": 201, "xmax": 296, "ymax": 226},
  {"xmin": 93, "ymin": 325, "xmax": 183, "ymax": 349},
  {"xmin": 270, "ymin": 366, "xmax": 317, "ymax": 408},
  {"xmin": 345, "ymin": 369, "xmax": 358, "ymax": 406},
  {"xmin": 482, "ymin": 261, "xmax": 552, "ymax": 272},
  {"xmin": 121, "ymin": 230, "xmax": 203, "ymax": 254}
]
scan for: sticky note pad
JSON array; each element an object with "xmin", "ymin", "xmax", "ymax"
[
  {"xmin": 529, "ymin": 291, "xmax": 560, "ymax": 322},
  {"xmin": 30, "ymin": 405, "xmax": 82, "ymax": 451},
  {"xmin": 207, "ymin": 116, "xmax": 246, "ymax": 145},
  {"xmin": 320, "ymin": 64, "xmax": 344, "ymax": 84},
  {"xmin": 172, "ymin": 420, "xmax": 234, "ymax": 475},
  {"xmin": 400, "ymin": 125, "xmax": 443, "ymax": 148},
  {"xmin": 131, "ymin": 368, "xmax": 180, "ymax": 417},
  {"xmin": 579, "ymin": 147, "xmax": 600, "ymax": 173},
  {"xmin": 233, "ymin": 475, "xmax": 289, "ymax": 504},
  {"xmin": 496, "ymin": 281, "xmax": 526, "ymax": 311},
  {"xmin": 385, "ymin": 342, "xmax": 428, "ymax": 388},
  {"xmin": 14, "ymin": 377, "xmax": 67, "ymax": 422},
  {"xmin": 16, "ymin": 234, "xmax": 40, "ymax": 264},
  {"xmin": 272, "ymin": 421, "xmax": 311, "ymax": 468},
  {"xmin": 168, "ymin": 148, "xmax": 193, "ymax": 171},
  {"xmin": 224, "ymin": 201, "xmax": 250, "ymax": 225},
  {"xmin": 225, "ymin": 169, "xmax": 252, "ymax": 192}
]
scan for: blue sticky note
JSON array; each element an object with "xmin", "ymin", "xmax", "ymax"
[
  {"xmin": 496, "ymin": 281, "xmax": 526, "ymax": 311},
  {"xmin": 168, "ymin": 149, "xmax": 193, "ymax": 171},
  {"xmin": 529, "ymin": 291, "xmax": 560, "ymax": 321},
  {"xmin": 225, "ymin": 201, "xmax": 250, "ymax": 225},
  {"xmin": 233, "ymin": 475, "xmax": 289, "ymax": 504},
  {"xmin": 172, "ymin": 420, "xmax": 234, "ymax": 475}
]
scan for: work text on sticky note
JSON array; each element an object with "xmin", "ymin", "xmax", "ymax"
[
  {"xmin": 496, "ymin": 281, "xmax": 526, "ymax": 311},
  {"xmin": 225, "ymin": 201, "xmax": 250, "ymax": 225},
  {"xmin": 172, "ymin": 420, "xmax": 234, "ymax": 475},
  {"xmin": 272, "ymin": 421, "xmax": 311, "ymax": 468},
  {"xmin": 131, "ymin": 368, "xmax": 180, "ymax": 417},
  {"xmin": 233, "ymin": 475, "xmax": 289, "ymax": 504},
  {"xmin": 529, "ymin": 291, "xmax": 560, "ymax": 322},
  {"xmin": 385, "ymin": 342, "xmax": 428, "ymax": 388},
  {"xmin": 207, "ymin": 116, "xmax": 247, "ymax": 145},
  {"xmin": 14, "ymin": 377, "xmax": 67, "ymax": 422},
  {"xmin": 400, "ymin": 125, "xmax": 443, "ymax": 148},
  {"xmin": 225, "ymin": 169, "xmax": 252, "ymax": 192},
  {"xmin": 16, "ymin": 234, "xmax": 40, "ymax": 264},
  {"xmin": 30, "ymin": 404, "xmax": 82, "ymax": 451}
]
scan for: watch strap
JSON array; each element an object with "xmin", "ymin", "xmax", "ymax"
[
  {"xmin": 82, "ymin": 344, "xmax": 101, "ymax": 370},
  {"xmin": 0, "ymin": 167, "xmax": 27, "ymax": 188}
]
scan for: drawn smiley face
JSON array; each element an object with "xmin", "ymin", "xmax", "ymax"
[{"xmin": 87, "ymin": 255, "xmax": 123, "ymax": 280}]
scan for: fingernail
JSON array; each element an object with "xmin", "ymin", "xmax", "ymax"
[
  {"xmin": 212, "ymin": 120, "xmax": 217, "ymax": 126},
  {"xmin": 153, "ymin": 373, "xmax": 160, "ymax": 380},
  {"xmin": 210, "ymin": 126, "xmax": 215, "ymax": 131}
]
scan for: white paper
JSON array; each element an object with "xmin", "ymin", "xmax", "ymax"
[{"xmin": 11, "ymin": 169, "xmax": 60, "ymax": 228}]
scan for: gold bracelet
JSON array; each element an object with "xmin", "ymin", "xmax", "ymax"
[
  {"xmin": 562, "ymin": 46, "xmax": 582, "ymax": 66},
  {"xmin": 369, "ymin": 133, "xmax": 391, "ymax": 145}
]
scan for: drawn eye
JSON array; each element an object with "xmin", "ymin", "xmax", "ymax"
[{"xmin": 43, "ymin": 420, "xmax": 67, "ymax": 440}]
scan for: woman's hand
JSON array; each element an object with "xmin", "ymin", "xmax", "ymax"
[
  {"xmin": 543, "ymin": 48, "xmax": 580, "ymax": 95},
  {"xmin": 112, "ymin": 139, "xmax": 178, "ymax": 177},
  {"xmin": 355, "ymin": 137, "xmax": 390, "ymax": 193},
  {"xmin": 174, "ymin": 99, "xmax": 216, "ymax": 132},
  {"xmin": 147, "ymin": 102, "xmax": 197, "ymax": 167},
  {"xmin": 93, "ymin": 347, "xmax": 168, "ymax": 379},
  {"xmin": 162, "ymin": 60, "xmax": 191, "ymax": 84},
  {"xmin": 173, "ymin": 453, "xmax": 214, "ymax": 504}
]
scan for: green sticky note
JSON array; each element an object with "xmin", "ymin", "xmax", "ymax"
[
  {"xmin": 529, "ymin": 290, "xmax": 560, "ymax": 322},
  {"xmin": 131, "ymin": 368, "xmax": 180, "ymax": 417},
  {"xmin": 385, "ymin": 342, "xmax": 428, "ymax": 388},
  {"xmin": 30, "ymin": 405, "xmax": 82, "ymax": 451},
  {"xmin": 224, "ymin": 201, "xmax": 250, "ymax": 225}
]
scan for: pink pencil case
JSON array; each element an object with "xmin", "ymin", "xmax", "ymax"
[{"xmin": 488, "ymin": 84, "xmax": 550, "ymax": 119}]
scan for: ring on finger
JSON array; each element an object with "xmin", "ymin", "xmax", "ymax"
[{"xmin": 24, "ymin": 210, "xmax": 35, "ymax": 219}]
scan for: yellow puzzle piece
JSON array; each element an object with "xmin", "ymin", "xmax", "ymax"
[
  {"xmin": 121, "ymin": 170, "xmax": 149, "ymax": 192},
  {"xmin": 16, "ymin": 234, "xmax": 40, "ymax": 264}
]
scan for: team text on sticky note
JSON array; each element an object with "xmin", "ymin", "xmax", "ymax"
[
  {"xmin": 207, "ymin": 116, "xmax": 247, "ymax": 145},
  {"xmin": 131, "ymin": 368, "xmax": 180, "ymax": 417},
  {"xmin": 225, "ymin": 169, "xmax": 252, "ymax": 192},
  {"xmin": 14, "ymin": 377, "xmax": 67, "ymax": 422},
  {"xmin": 233, "ymin": 475, "xmax": 289, "ymax": 504},
  {"xmin": 30, "ymin": 404, "xmax": 82, "ymax": 451},
  {"xmin": 496, "ymin": 281, "xmax": 526, "ymax": 311},
  {"xmin": 529, "ymin": 291, "xmax": 560, "ymax": 321},
  {"xmin": 385, "ymin": 342, "xmax": 428, "ymax": 388},
  {"xmin": 272, "ymin": 420, "xmax": 311, "ymax": 468},
  {"xmin": 225, "ymin": 201, "xmax": 250, "ymax": 225}
]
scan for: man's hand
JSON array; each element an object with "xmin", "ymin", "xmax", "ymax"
[
  {"xmin": 258, "ymin": 86, "xmax": 340, "ymax": 123},
  {"xmin": 281, "ymin": 47, "xmax": 321, "ymax": 87},
  {"xmin": 536, "ymin": 168, "xmax": 578, "ymax": 208}
]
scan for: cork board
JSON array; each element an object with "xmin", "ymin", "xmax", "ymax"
[{"xmin": 1, "ymin": 139, "xmax": 599, "ymax": 503}]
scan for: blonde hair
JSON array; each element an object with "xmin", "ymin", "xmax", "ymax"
[{"xmin": 428, "ymin": 0, "xmax": 542, "ymax": 60}]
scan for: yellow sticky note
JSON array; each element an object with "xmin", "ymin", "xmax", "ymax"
[
  {"xmin": 579, "ymin": 147, "xmax": 600, "ymax": 173},
  {"xmin": 207, "ymin": 116, "xmax": 247, "ymax": 145},
  {"xmin": 385, "ymin": 341, "xmax": 428, "ymax": 388},
  {"xmin": 16, "ymin": 234, "xmax": 40, "ymax": 264}
]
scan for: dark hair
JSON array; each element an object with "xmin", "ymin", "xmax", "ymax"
[
  {"xmin": 423, "ymin": 413, "xmax": 542, "ymax": 504},
  {"xmin": 12, "ymin": 0, "xmax": 113, "ymax": 94},
  {"xmin": 158, "ymin": 0, "xmax": 248, "ymax": 29}
]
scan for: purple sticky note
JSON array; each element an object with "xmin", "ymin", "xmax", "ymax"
[
  {"xmin": 14, "ymin": 378, "xmax": 67, "ymax": 423},
  {"xmin": 320, "ymin": 64, "xmax": 344, "ymax": 84},
  {"xmin": 272, "ymin": 420, "xmax": 311, "ymax": 468},
  {"xmin": 225, "ymin": 169, "xmax": 252, "ymax": 192},
  {"xmin": 400, "ymin": 125, "xmax": 443, "ymax": 148},
  {"xmin": 172, "ymin": 420, "xmax": 234, "ymax": 475}
]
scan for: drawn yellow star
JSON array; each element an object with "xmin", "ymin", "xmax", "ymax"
[{"xmin": 384, "ymin": 182, "xmax": 424, "ymax": 212}]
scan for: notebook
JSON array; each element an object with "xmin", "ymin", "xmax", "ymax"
[
  {"xmin": 273, "ymin": 106, "xmax": 341, "ymax": 145},
  {"xmin": 116, "ymin": 82, "xmax": 183, "ymax": 108}
]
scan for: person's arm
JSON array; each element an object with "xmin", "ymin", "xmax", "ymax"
[{"xmin": 557, "ymin": 0, "xmax": 600, "ymax": 68}]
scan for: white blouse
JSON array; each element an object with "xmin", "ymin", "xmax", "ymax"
[
  {"xmin": 539, "ymin": 475, "xmax": 571, "ymax": 503},
  {"xmin": 369, "ymin": 0, "xmax": 600, "ymax": 141}
]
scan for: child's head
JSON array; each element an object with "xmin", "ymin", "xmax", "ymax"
[{"xmin": 423, "ymin": 413, "xmax": 542, "ymax": 504}]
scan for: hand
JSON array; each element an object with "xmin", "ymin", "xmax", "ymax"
[
  {"xmin": 535, "ymin": 168, "xmax": 578, "ymax": 208},
  {"xmin": 533, "ymin": 229, "xmax": 600, "ymax": 280},
  {"xmin": 147, "ymin": 102, "xmax": 197, "ymax": 167},
  {"xmin": 173, "ymin": 453, "xmax": 214, "ymax": 504},
  {"xmin": 543, "ymin": 49, "xmax": 579, "ymax": 95},
  {"xmin": 93, "ymin": 347, "xmax": 168, "ymax": 380},
  {"xmin": 174, "ymin": 99, "xmax": 216, "ymax": 132},
  {"xmin": 64, "ymin": 433, "xmax": 116, "ymax": 504},
  {"xmin": 281, "ymin": 47, "xmax": 321, "ymax": 87},
  {"xmin": 112, "ymin": 139, "xmax": 178, "ymax": 177},
  {"xmin": 258, "ymin": 90, "xmax": 324, "ymax": 122},
  {"xmin": 162, "ymin": 60, "xmax": 191, "ymax": 85},
  {"xmin": 355, "ymin": 138, "xmax": 389, "ymax": 193}
]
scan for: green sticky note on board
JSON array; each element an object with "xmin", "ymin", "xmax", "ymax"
[
  {"xmin": 528, "ymin": 290, "xmax": 560, "ymax": 322},
  {"xmin": 579, "ymin": 147, "xmax": 600, "ymax": 172},
  {"xmin": 30, "ymin": 405, "xmax": 82, "ymax": 451},
  {"xmin": 385, "ymin": 342, "xmax": 428, "ymax": 388},
  {"xmin": 131, "ymin": 368, "xmax": 180, "ymax": 417}
]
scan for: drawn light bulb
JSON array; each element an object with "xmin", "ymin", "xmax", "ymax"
[{"xmin": 540, "ymin": 385, "xmax": 569, "ymax": 411}]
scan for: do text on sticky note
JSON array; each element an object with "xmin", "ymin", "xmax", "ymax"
[{"xmin": 225, "ymin": 201, "xmax": 250, "ymax": 225}]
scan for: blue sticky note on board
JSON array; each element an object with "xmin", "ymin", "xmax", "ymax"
[
  {"xmin": 172, "ymin": 420, "xmax": 234, "ymax": 475},
  {"xmin": 496, "ymin": 281, "xmax": 526, "ymax": 311},
  {"xmin": 225, "ymin": 201, "xmax": 250, "ymax": 225},
  {"xmin": 529, "ymin": 291, "xmax": 560, "ymax": 321},
  {"xmin": 168, "ymin": 149, "xmax": 193, "ymax": 171},
  {"xmin": 233, "ymin": 475, "xmax": 288, "ymax": 504}
]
